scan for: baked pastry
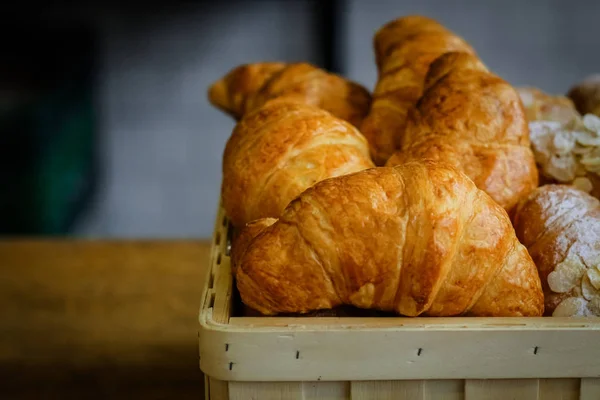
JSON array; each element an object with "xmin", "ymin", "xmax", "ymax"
[
  {"xmin": 528, "ymin": 114, "xmax": 600, "ymax": 199},
  {"xmin": 514, "ymin": 85, "xmax": 600, "ymax": 199},
  {"xmin": 386, "ymin": 52, "xmax": 538, "ymax": 213},
  {"xmin": 208, "ymin": 62, "xmax": 286, "ymax": 119},
  {"xmin": 517, "ymin": 87, "xmax": 580, "ymax": 124},
  {"xmin": 208, "ymin": 62, "xmax": 371, "ymax": 127},
  {"xmin": 568, "ymin": 74, "xmax": 600, "ymax": 117},
  {"xmin": 516, "ymin": 87, "xmax": 583, "ymax": 187},
  {"xmin": 222, "ymin": 100, "xmax": 374, "ymax": 227},
  {"xmin": 234, "ymin": 160, "xmax": 544, "ymax": 317},
  {"xmin": 512, "ymin": 185, "xmax": 600, "ymax": 317},
  {"xmin": 360, "ymin": 15, "xmax": 475, "ymax": 165},
  {"xmin": 231, "ymin": 217, "xmax": 276, "ymax": 275}
]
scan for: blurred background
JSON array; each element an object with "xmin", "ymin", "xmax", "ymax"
[{"xmin": 1, "ymin": 0, "xmax": 599, "ymax": 238}]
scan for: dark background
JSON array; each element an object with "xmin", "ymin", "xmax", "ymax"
[{"xmin": 1, "ymin": 0, "xmax": 598, "ymax": 238}]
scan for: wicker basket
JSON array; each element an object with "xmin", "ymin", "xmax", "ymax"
[{"xmin": 198, "ymin": 204, "xmax": 600, "ymax": 400}]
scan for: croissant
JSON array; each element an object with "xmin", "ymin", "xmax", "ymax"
[
  {"xmin": 208, "ymin": 62, "xmax": 286, "ymax": 119},
  {"xmin": 361, "ymin": 15, "xmax": 475, "ymax": 165},
  {"xmin": 231, "ymin": 217, "xmax": 276, "ymax": 275},
  {"xmin": 222, "ymin": 100, "xmax": 375, "ymax": 227},
  {"xmin": 512, "ymin": 185, "xmax": 600, "ymax": 317},
  {"xmin": 234, "ymin": 160, "xmax": 544, "ymax": 317},
  {"xmin": 208, "ymin": 62, "xmax": 371, "ymax": 127},
  {"xmin": 386, "ymin": 52, "xmax": 538, "ymax": 213}
]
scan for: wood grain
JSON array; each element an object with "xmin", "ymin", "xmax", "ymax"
[
  {"xmin": 0, "ymin": 240, "xmax": 210, "ymax": 399},
  {"xmin": 226, "ymin": 381, "xmax": 350, "ymax": 400},
  {"xmin": 351, "ymin": 380, "xmax": 424, "ymax": 400},
  {"xmin": 302, "ymin": 381, "xmax": 349, "ymax": 399},
  {"xmin": 580, "ymin": 378, "xmax": 600, "ymax": 400},
  {"xmin": 208, "ymin": 378, "xmax": 600, "ymax": 399},
  {"xmin": 210, "ymin": 378, "xmax": 230, "ymax": 400},
  {"xmin": 424, "ymin": 380, "xmax": 464, "ymax": 399},
  {"xmin": 539, "ymin": 378, "xmax": 579, "ymax": 400},
  {"xmin": 464, "ymin": 379, "xmax": 539, "ymax": 399},
  {"xmin": 229, "ymin": 382, "xmax": 303, "ymax": 400}
]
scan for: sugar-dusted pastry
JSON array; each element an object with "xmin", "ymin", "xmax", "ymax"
[
  {"xmin": 517, "ymin": 87, "xmax": 580, "ymax": 124},
  {"xmin": 208, "ymin": 62, "xmax": 371, "ymax": 127},
  {"xmin": 386, "ymin": 52, "xmax": 538, "ymax": 213},
  {"xmin": 234, "ymin": 160, "xmax": 544, "ymax": 317},
  {"xmin": 222, "ymin": 100, "xmax": 374, "ymax": 227},
  {"xmin": 568, "ymin": 74, "xmax": 600, "ymax": 117},
  {"xmin": 528, "ymin": 114, "xmax": 600, "ymax": 199},
  {"xmin": 360, "ymin": 15, "xmax": 475, "ymax": 165},
  {"xmin": 512, "ymin": 185, "xmax": 600, "ymax": 317}
]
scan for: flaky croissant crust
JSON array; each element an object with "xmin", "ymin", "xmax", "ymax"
[
  {"xmin": 222, "ymin": 100, "xmax": 374, "ymax": 227},
  {"xmin": 361, "ymin": 15, "xmax": 476, "ymax": 165},
  {"xmin": 208, "ymin": 62, "xmax": 371, "ymax": 127},
  {"xmin": 386, "ymin": 52, "xmax": 538, "ymax": 213},
  {"xmin": 234, "ymin": 160, "xmax": 544, "ymax": 317}
]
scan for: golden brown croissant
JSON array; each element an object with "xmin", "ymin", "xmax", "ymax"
[
  {"xmin": 386, "ymin": 52, "xmax": 538, "ymax": 213},
  {"xmin": 222, "ymin": 100, "xmax": 375, "ymax": 227},
  {"xmin": 208, "ymin": 62, "xmax": 371, "ymax": 127},
  {"xmin": 208, "ymin": 62, "xmax": 286, "ymax": 119},
  {"xmin": 231, "ymin": 217, "xmax": 276, "ymax": 275},
  {"xmin": 512, "ymin": 185, "xmax": 600, "ymax": 317},
  {"xmin": 361, "ymin": 16, "xmax": 476, "ymax": 165},
  {"xmin": 234, "ymin": 160, "xmax": 544, "ymax": 317}
]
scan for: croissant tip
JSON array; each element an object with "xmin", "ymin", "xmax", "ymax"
[{"xmin": 207, "ymin": 78, "xmax": 224, "ymax": 102}]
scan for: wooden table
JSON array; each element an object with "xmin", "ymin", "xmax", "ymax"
[{"xmin": 0, "ymin": 240, "xmax": 210, "ymax": 399}]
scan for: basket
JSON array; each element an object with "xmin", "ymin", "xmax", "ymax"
[{"xmin": 198, "ymin": 204, "xmax": 600, "ymax": 400}]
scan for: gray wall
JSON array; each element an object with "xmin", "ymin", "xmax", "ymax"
[
  {"xmin": 73, "ymin": 0, "xmax": 600, "ymax": 238},
  {"xmin": 75, "ymin": 2, "xmax": 319, "ymax": 237},
  {"xmin": 343, "ymin": 0, "xmax": 600, "ymax": 95}
]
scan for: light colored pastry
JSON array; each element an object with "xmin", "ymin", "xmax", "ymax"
[
  {"xmin": 515, "ymin": 85, "xmax": 600, "ymax": 199},
  {"xmin": 528, "ymin": 114, "xmax": 600, "ymax": 199},
  {"xmin": 512, "ymin": 185, "xmax": 600, "ymax": 317},
  {"xmin": 517, "ymin": 86, "xmax": 580, "ymax": 124},
  {"xmin": 516, "ymin": 86, "xmax": 582, "ymax": 187},
  {"xmin": 208, "ymin": 62, "xmax": 371, "ymax": 127},
  {"xmin": 222, "ymin": 100, "xmax": 374, "ymax": 227},
  {"xmin": 386, "ymin": 52, "xmax": 538, "ymax": 213},
  {"xmin": 234, "ymin": 160, "xmax": 544, "ymax": 317},
  {"xmin": 360, "ymin": 15, "xmax": 475, "ymax": 165},
  {"xmin": 568, "ymin": 74, "xmax": 600, "ymax": 117}
]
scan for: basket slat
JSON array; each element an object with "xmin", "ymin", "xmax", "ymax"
[
  {"xmin": 580, "ymin": 378, "xmax": 600, "ymax": 400},
  {"xmin": 229, "ymin": 382, "xmax": 304, "ymax": 400},
  {"xmin": 424, "ymin": 380, "xmax": 464, "ymax": 399},
  {"xmin": 211, "ymin": 206, "xmax": 233, "ymax": 324},
  {"xmin": 302, "ymin": 381, "xmax": 349, "ymax": 399},
  {"xmin": 539, "ymin": 378, "xmax": 580, "ymax": 400},
  {"xmin": 350, "ymin": 380, "xmax": 424, "ymax": 399},
  {"xmin": 199, "ymin": 324, "xmax": 600, "ymax": 381},
  {"xmin": 465, "ymin": 379, "xmax": 539, "ymax": 399},
  {"xmin": 209, "ymin": 378, "xmax": 229, "ymax": 400},
  {"xmin": 205, "ymin": 379, "xmax": 600, "ymax": 399}
]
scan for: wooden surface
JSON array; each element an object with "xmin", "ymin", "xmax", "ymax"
[{"xmin": 0, "ymin": 239, "xmax": 210, "ymax": 399}]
